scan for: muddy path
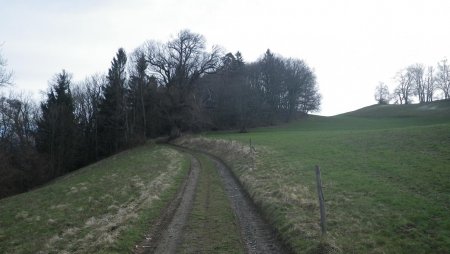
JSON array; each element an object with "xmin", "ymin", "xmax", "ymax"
[
  {"xmin": 135, "ymin": 147, "xmax": 287, "ymax": 253},
  {"xmin": 134, "ymin": 156, "xmax": 200, "ymax": 254},
  {"xmin": 205, "ymin": 153, "xmax": 287, "ymax": 254}
]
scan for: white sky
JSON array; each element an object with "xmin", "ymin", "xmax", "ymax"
[{"xmin": 1, "ymin": 0, "xmax": 450, "ymax": 115}]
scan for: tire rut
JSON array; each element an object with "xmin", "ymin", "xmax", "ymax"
[
  {"xmin": 135, "ymin": 147, "xmax": 287, "ymax": 253},
  {"xmin": 134, "ymin": 156, "xmax": 200, "ymax": 254},
  {"xmin": 206, "ymin": 154, "xmax": 288, "ymax": 254}
]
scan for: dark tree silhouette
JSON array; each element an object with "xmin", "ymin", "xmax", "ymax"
[
  {"xmin": 0, "ymin": 92, "xmax": 44, "ymax": 198},
  {"xmin": 36, "ymin": 70, "xmax": 77, "ymax": 177},
  {"xmin": 128, "ymin": 50, "xmax": 157, "ymax": 140},
  {"xmin": 284, "ymin": 58, "xmax": 320, "ymax": 118},
  {"xmin": 72, "ymin": 74, "xmax": 105, "ymax": 163},
  {"xmin": 145, "ymin": 30, "xmax": 222, "ymax": 136},
  {"xmin": 201, "ymin": 52, "xmax": 247, "ymax": 130},
  {"xmin": 98, "ymin": 48, "xmax": 128, "ymax": 155},
  {"xmin": 259, "ymin": 49, "xmax": 286, "ymax": 123},
  {"xmin": 0, "ymin": 30, "xmax": 324, "ymax": 198},
  {"xmin": 199, "ymin": 50, "xmax": 320, "ymax": 130}
]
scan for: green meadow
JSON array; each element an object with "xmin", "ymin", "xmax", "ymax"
[{"xmin": 188, "ymin": 100, "xmax": 450, "ymax": 253}]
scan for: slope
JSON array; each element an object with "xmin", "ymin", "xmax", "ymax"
[{"xmin": 0, "ymin": 144, "xmax": 190, "ymax": 254}]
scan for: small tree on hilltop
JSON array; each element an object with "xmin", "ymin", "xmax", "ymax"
[
  {"xmin": 374, "ymin": 82, "xmax": 390, "ymax": 104},
  {"xmin": 436, "ymin": 58, "xmax": 450, "ymax": 99},
  {"xmin": 408, "ymin": 64, "xmax": 426, "ymax": 103},
  {"xmin": 394, "ymin": 70, "xmax": 415, "ymax": 104}
]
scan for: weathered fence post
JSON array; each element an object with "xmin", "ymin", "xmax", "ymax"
[
  {"xmin": 248, "ymin": 138, "xmax": 255, "ymax": 169},
  {"xmin": 315, "ymin": 165, "xmax": 327, "ymax": 236}
]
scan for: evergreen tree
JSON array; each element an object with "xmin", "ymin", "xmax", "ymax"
[
  {"xmin": 233, "ymin": 52, "xmax": 255, "ymax": 132},
  {"xmin": 36, "ymin": 70, "xmax": 76, "ymax": 177},
  {"xmin": 128, "ymin": 51, "xmax": 152, "ymax": 140},
  {"xmin": 98, "ymin": 48, "xmax": 128, "ymax": 155}
]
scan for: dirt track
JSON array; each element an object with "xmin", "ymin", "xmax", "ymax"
[
  {"xmin": 135, "ymin": 148, "xmax": 287, "ymax": 254},
  {"xmin": 208, "ymin": 154, "xmax": 287, "ymax": 253},
  {"xmin": 134, "ymin": 156, "xmax": 200, "ymax": 254}
]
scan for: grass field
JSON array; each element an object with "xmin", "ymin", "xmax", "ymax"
[
  {"xmin": 177, "ymin": 100, "xmax": 450, "ymax": 253},
  {"xmin": 0, "ymin": 144, "xmax": 190, "ymax": 254}
]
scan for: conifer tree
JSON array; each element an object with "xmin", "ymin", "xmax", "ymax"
[
  {"xmin": 98, "ymin": 48, "xmax": 128, "ymax": 155},
  {"xmin": 36, "ymin": 70, "xmax": 76, "ymax": 177},
  {"xmin": 128, "ymin": 51, "xmax": 151, "ymax": 140}
]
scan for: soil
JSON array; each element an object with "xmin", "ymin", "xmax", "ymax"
[
  {"xmin": 207, "ymin": 154, "xmax": 287, "ymax": 254},
  {"xmin": 134, "ymin": 156, "xmax": 200, "ymax": 254},
  {"xmin": 135, "ymin": 147, "xmax": 288, "ymax": 253}
]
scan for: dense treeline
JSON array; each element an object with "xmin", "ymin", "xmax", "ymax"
[
  {"xmin": 202, "ymin": 50, "xmax": 319, "ymax": 131},
  {"xmin": 0, "ymin": 30, "xmax": 320, "ymax": 198}
]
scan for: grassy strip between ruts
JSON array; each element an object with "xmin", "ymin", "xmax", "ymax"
[
  {"xmin": 0, "ymin": 144, "xmax": 190, "ymax": 254},
  {"xmin": 179, "ymin": 153, "xmax": 245, "ymax": 253}
]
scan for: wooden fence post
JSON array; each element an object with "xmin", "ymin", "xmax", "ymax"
[{"xmin": 315, "ymin": 165, "xmax": 327, "ymax": 236}]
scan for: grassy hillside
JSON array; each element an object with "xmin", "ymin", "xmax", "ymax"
[
  {"xmin": 178, "ymin": 100, "xmax": 450, "ymax": 253},
  {"xmin": 0, "ymin": 144, "xmax": 190, "ymax": 254},
  {"xmin": 343, "ymin": 99, "xmax": 450, "ymax": 118},
  {"xmin": 262, "ymin": 100, "xmax": 450, "ymax": 132}
]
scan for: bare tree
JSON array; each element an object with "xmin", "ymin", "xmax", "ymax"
[
  {"xmin": 393, "ymin": 87, "xmax": 403, "ymax": 104},
  {"xmin": 424, "ymin": 66, "xmax": 435, "ymax": 102},
  {"xmin": 72, "ymin": 74, "xmax": 105, "ymax": 161},
  {"xmin": 394, "ymin": 70, "xmax": 415, "ymax": 104},
  {"xmin": 374, "ymin": 82, "xmax": 390, "ymax": 104},
  {"xmin": 145, "ymin": 30, "xmax": 222, "ymax": 135},
  {"xmin": 0, "ymin": 48, "xmax": 13, "ymax": 87},
  {"xmin": 284, "ymin": 58, "xmax": 320, "ymax": 116},
  {"xmin": 0, "ymin": 90, "xmax": 42, "ymax": 197},
  {"xmin": 259, "ymin": 49, "xmax": 286, "ymax": 123},
  {"xmin": 408, "ymin": 64, "xmax": 426, "ymax": 103},
  {"xmin": 146, "ymin": 30, "xmax": 222, "ymax": 88},
  {"xmin": 436, "ymin": 58, "xmax": 450, "ymax": 99},
  {"xmin": 0, "ymin": 91, "xmax": 35, "ymax": 149}
]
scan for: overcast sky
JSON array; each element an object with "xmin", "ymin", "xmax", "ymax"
[{"xmin": 1, "ymin": 0, "xmax": 450, "ymax": 115}]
